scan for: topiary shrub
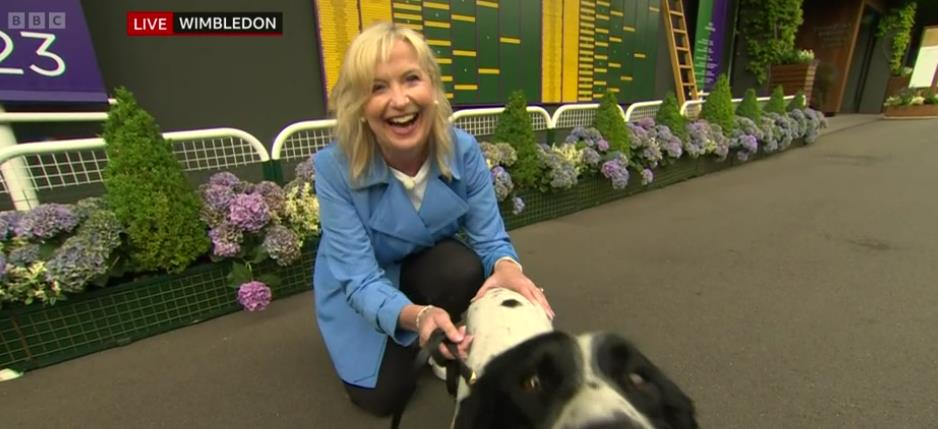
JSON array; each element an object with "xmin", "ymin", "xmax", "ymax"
[
  {"xmin": 102, "ymin": 87, "xmax": 209, "ymax": 274},
  {"xmin": 735, "ymin": 88, "xmax": 763, "ymax": 123},
  {"xmin": 593, "ymin": 91, "xmax": 631, "ymax": 158},
  {"xmin": 699, "ymin": 74, "xmax": 735, "ymax": 136},
  {"xmin": 655, "ymin": 91, "xmax": 689, "ymax": 142},
  {"xmin": 765, "ymin": 85, "xmax": 787, "ymax": 114},
  {"xmin": 493, "ymin": 90, "xmax": 540, "ymax": 189},
  {"xmin": 787, "ymin": 90, "xmax": 806, "ymax": 111}
]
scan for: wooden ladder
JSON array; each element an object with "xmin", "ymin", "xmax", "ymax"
[{"xmin": 661, "ymin": 0, "xmax": 699, "ymax": 105}]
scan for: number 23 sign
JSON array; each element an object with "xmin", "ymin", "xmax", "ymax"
[{"xmin": 0, "ymin": 0, "xmax": 107, "ymax": 103}]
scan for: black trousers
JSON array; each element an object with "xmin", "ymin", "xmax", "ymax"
[{"xmin": 343, "ymin": 238, "xmax": 484, "ymax": 417}]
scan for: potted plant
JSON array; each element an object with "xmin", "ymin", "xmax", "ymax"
[
  {"xmin": 769, "ymin": 49, "xmax": 818, "ymax": 103},
  {"xmin": 738, "ymin": 0, "xmax": 815, "ymax": 98},
  {"xmin": 883, "ymin": 88, "xmax": 938, "ymax": 119},
  {"xmin": 877, "ymin": 1, "xmax": 917, "ymax": 98}
]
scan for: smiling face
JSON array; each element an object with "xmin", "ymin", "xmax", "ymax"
[{"xmin": 363, "ymin": 39, "xmax": 436, "ymax": 163}]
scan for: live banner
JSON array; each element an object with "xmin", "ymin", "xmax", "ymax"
[{"xmin": 692, "ymin": 0, "xmax": 730, "ymax": 92}]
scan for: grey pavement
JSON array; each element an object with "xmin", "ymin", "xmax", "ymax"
[{"xmin": 2, "ymin": 113, "xmax": 937, "ymax": 428}]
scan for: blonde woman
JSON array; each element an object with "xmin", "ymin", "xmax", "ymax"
[{"xmin": 313, "ymin": 22, "xmax": 554, "ymax": 416}]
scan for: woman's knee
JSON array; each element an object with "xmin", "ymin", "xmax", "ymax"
[{"xmin": 345, "ymin": 380, "xmax": 415, "ymax": 417}]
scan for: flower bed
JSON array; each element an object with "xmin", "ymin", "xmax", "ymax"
[{"xmin": 0, "ymin": 241, "xmax": 316, "ymax": 371}]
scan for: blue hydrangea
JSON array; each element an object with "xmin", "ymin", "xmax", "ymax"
[
  {"xmin": 44, "ymin": 208, "xmax": 123, "ymax": 293},
  {"xmin": 538, "ymin": 147, "xmax": 578, "ymax": 190},
  {"xmin": 491, "ymin": 166, "xmax": 514, "ymax": 202}
]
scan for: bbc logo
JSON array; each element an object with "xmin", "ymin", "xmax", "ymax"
[{"xmin": 7, "ymin": 12, "xmax": 67, "ymax": 30}]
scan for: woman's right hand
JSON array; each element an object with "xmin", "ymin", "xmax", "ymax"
[{"xmin": 416, "ymin": 306, "xmax": 473, "ymax": 360}]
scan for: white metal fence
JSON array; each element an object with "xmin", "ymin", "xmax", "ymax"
[
  {"xmin": 0, "ymin": 128, "xmax": 268, "ymax": 210},
  {"xmin": 3, "ymin": 94, "xmax": 805, "ymax": 210}
]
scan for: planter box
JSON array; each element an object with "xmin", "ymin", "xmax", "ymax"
[
  {"xmin": 885, "ymin": 75, "xmax": 911, "ymax": 98},
  {"xmin": 647, "ymin": 157, "xmax": 699, "ymax": 190},
  {"xmin": 883, "ymin": 104, "xmax": 938, "ymax": 119},
  {"xmin": 770, "ymin": 62, "xmax": 818, "ymax": 102},
  {"xmin": 0, "ymin": 241, "xmax": 317, "ymax": 372}
]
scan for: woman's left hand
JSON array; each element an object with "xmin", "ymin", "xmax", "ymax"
[{"xmin": 472, "ymin": 260, "xmax": 555, "ymax": 319}]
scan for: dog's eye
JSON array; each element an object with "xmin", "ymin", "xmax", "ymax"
[
  {"xmin": 522, "ymin": 374, "xmax": 541, "ymax": 392},
  {"xmin": 627, "ymin": 372, "xmax": 645, "ymax": 386}
]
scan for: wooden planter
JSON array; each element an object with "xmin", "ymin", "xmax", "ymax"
[
  {"xmin": 883, "ymin": 104, "xmax": 938, "ymax": 119},
  {"xmin": 769, "ymin": 62, "xmax": 818, "ymax": 102},
  {"xmin": 885, "ymin": 75, "xmax": 911, "ymax": 98}
]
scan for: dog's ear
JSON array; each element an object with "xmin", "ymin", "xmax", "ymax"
[
  {"xmin": 647, "ymin": 366, "xmax": 698, "ymax": 429},
  {"xmin": 452, "ymin": 389, "xmax": 494, "ymax": 429}
]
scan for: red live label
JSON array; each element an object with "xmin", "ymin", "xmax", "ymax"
[{"xmin": 127, "ymin": 12, "xmax": 174, "ymax": 36}]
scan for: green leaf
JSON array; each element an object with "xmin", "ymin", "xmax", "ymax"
[
  {"xmin": 228, "ymin": 261, "xmax": 253, "ymax": 288},
  {"xmin": 37, "ymin": 242, "xmax": 59, "ymax": 260},
  {"xmin": 249, "ymin": 246, "xmax": 269, "ymax": 264},
  {"xmin": 256, "ymin": 273, "xmax": 281, "ymax": 287}
]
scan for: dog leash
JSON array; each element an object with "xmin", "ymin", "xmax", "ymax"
[{"xmin": 390, "ymin": 329, "xmax": 477, "ymax": 429}]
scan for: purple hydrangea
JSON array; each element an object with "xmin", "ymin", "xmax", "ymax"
[
  {"xmin": 629, "ymin": 122, "xmax": 662, "ymax": 168},
  {"xmin": 656, "ymin": 125, "xmax": 683, "ymax": 159},
  {"xmin": 14, "ymin": 203, "xmax": 79, "ymax": 240},
  {"xmin": 200, "ymin": 184, "xmax": 236, "ymax": 226},
  {"xmin": 8, "ymin": 243, "xmax": 40, "ymax": 266},
  {"xmin": 237, "ymin": 280, "xmax": 272, "ymax": 312},
  {"xmin": 641, "ymin": 168, "xmax": 654, "ymax": 186},
  {"xmin": 685, "ymin": 122, "xmax": 711, "ymax": 158},
  {"xmin": 228, "ymin": 193, "xmax": 270, "ymax": 232},
  {"xmin": 0, "ymin": 210, "xmax": 20, "ymax": 241},
  {"xmin": 491, "ymin": 166, "xmax": 514, "ymax": 201},
  {"xmin": 596, "ymin": 139, "xmax": 610, "ymax": 152},
  {"xmin": 601, "ymin": 159, "xmax": 630, "ymax": 190},
  {"xmin": 294, "ymin": 155, "xmax": 316, "ymax": 183},
  {"xmin": 262, "ymin": 225, "xmax": 301, "ymax": 266},
  {"xmin": 252, "ymin": 181, "xmax": 285, "ymax": 218},
  {"xmin": 511, "ymin": 197, "xmax": 525, "ymax": 215},
  {"xmin": 209, "ymin": 223, "xmax": 243, "ymax": 257},
  {"xmin": 636, "ymin": 117, "xmax": 656, "ymax": 130},
  {"xmin": 208, "ymin": 172, "xmax": 242, "ymax": 189}
]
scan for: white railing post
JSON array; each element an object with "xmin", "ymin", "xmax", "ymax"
[{"xmin": 0, "ymin": 105, "xmax": 39, "ymax": 210}]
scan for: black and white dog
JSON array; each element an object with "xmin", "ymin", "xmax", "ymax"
[{"xmin": 450, "ymin": 288, "xmax": 698, "ymax": 429}]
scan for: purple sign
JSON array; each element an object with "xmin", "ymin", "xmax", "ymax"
[
  {"xmin": 0, "ymin": 0, "xmax": 107, "ymax": 103},
  {"xmin": 692, "ymin": 0, "xmax": 731, "ymax": 91}
]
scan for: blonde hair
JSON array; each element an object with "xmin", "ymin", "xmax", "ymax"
[{"xmin": 330, "ymin": 22, "xmax": 454, "ymax": 183}]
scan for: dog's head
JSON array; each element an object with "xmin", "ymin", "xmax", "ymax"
[{"xmin": 453, "ymin": 331, "xmax": 697, "ymax": 429}]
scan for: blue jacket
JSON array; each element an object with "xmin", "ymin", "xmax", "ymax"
[{"xmin": 313, "ymin": 127, "xmax": 519, "ymax": 388}]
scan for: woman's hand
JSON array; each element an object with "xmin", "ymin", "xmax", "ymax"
[
  {"xmin": 472, "ymin": 259, "xmax": 555, "ymax": 319},
  {"xmin": 402, "ymin": 304, "xmax": 473, "ymax": 360}
]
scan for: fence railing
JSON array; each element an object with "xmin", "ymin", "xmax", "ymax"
[
  {"xmin": 0, "ymin": 128, "xmax": 268, "ymax": 210},
  {"xmin": 4, "ymin": 94, "xmax": 806, "ymax": 210}
]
